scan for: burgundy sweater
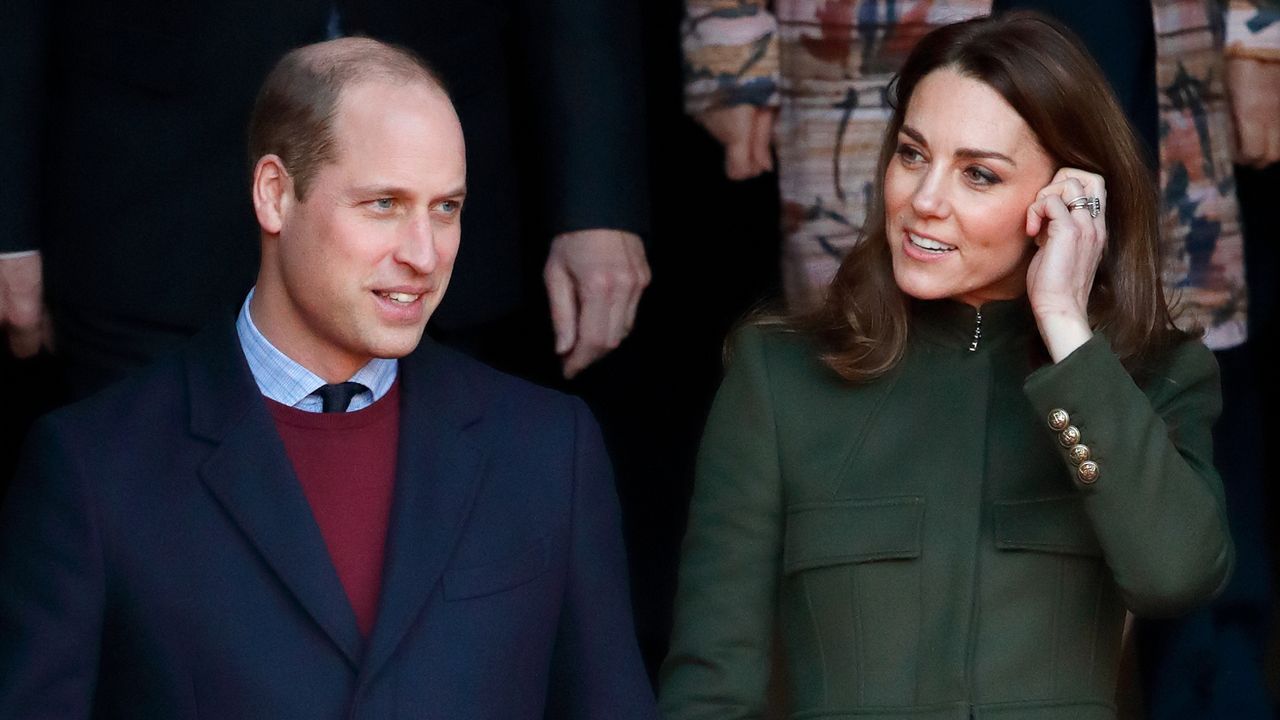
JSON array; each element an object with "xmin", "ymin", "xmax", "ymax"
[{"xmin": 267, "ymin": 382, "xmax": 401, "ymax": 637}]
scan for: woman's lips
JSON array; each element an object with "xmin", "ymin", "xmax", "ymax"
[{"xmin": 902, "ymin": 230, "xmax": 956, "ymax": 261}]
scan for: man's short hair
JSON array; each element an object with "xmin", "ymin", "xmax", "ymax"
[{"xmin": 247, "ymin": 37, "xmax": 449, "ymax": 200}]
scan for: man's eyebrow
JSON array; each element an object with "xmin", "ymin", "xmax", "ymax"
[
  {"xmin": 350, "ymin": 184, "xmax": 413, "ymax": 198},
  {"xmin": 348, "ymin": 184, "xmax": 468, "ymax": 198},
  {"xmin": 899, "ymin": 124, "xmax": 1017, "ymax": 166}
]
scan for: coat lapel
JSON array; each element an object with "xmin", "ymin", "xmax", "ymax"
[
  {"xmin": 187, "ymin": 324, "xmax": 364, "ymax": 669},
  {"xmin": 358, "ymin": 338, "xmax": 487, "ymax": 685}
]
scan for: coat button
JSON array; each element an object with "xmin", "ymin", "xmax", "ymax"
[
  {"xmin": 1077, "ymin": 461, "xmax": 1100, "ymax": 484},
  {"xmin": 1058, "ymin": 425, "xmax": 1081, "ymax": 447},
  {"xmin": 1047, "ymin": 408, "xmax": 1071, "ymax": 431},
  {"xmin": 1068, "ymin": 444, "xmax": 1091, "ymax": 465}
]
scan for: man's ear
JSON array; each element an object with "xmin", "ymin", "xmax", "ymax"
[{"xmin": 252, "ymin": 154, "xmax": 293, "ymax": 235}]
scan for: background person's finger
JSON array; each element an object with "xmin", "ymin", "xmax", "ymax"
[
  {"xmin": 748, "ymin": 108, "xmax": 775, "ymax": 174},
  {"xmin": 626, "ymin": 242, "xmax": 650, "ymax": 329},
  {"xmin": 544, "ymin": 260, "xmax": 578, "ymax": 355},
  {"xmin": 1264, "ymin": 124, "xmax": 1280, "ymax": 168},
  {"xmin": 724, "ymin": 139, "xmax": 756, "ymax": 180},
  {"xmin": 6, "ymin": 323, "xmax": 42, "ymax": 359},
  {"xmin": 563, "ymin": 277, "xmax": 613, "ymax": 378}
]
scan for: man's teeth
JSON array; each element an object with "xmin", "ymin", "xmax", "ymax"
[
  {"xmin": 909, "ymin": 232, "xmax": 955, "ymax": 252},
  {"xmin": 379, "ymin": 291, "xmax": 421, "ymax": 304}
]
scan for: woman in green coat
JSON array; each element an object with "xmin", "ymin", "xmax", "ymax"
[{"xmin": 659, "ymin": 12, "xmax": 1233, "ymax": 720}]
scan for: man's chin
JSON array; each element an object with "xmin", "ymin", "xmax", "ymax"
[{"xmin": 368, "ymin": 325, "xmax": 430, "ymax": 360}]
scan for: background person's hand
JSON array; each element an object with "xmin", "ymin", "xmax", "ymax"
[
  {"xmin": 695, "ymin": 104, "xmax": 776, "ymax": 180},
  {"xmin": 0, "ymin": 252, "xmax": 53, "ymax": 358},
  {"xmin": 1024, "ymin": 168, "xmax": 1107, "ymax": 362},
  {"xmin": 543, "ymin": 229, "xmax": 650, "ymax": 379},
  {"xmin": 1226, "ymin": 57, "xmax": 1280, "ymax": 168}
]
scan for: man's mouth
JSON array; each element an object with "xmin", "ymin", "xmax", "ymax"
[
  {"xmin": 907, "ymin": 231, "xmax": 956, "ymax": 254},
  {"xmin": 376, "ymin": 291, "xmax": 423, "ymax": 305}
]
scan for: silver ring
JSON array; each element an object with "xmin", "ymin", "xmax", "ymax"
[{"xmin": 1067, "ymin": 195, "xmax": 1102, "ymax": 218}]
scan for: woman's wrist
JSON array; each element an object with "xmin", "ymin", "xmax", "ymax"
[{"xmin": 1034, "ymin": 308, "xmax": 1093, "ymax": 362}]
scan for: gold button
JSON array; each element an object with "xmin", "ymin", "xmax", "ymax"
[
  {"xmin": 1047, "ymin": 409, "xmax": 1070, "ymax": 431},
  {"xmin": 1058, "ymin": 425, "xmax": 1081, "ymax": 447},
  {"xmin": 1077, "ymin": 461, "xmax": 1100, "ymax": 484},
  {"xmin": 1068, "ymin": 444, "xmax": 1091, "ymax": 466}
]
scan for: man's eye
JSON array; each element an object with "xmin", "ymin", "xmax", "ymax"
[
  {"xmin": 372, "ymin": 198, "xmax": 395, "ymax": 211},
  {"xmin": 437, "ymin": 200, "xmax": 461, "ymax": 214}
]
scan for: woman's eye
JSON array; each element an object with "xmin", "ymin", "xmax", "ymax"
[
  {"xmin": 964, "ymin": 167, "xmax": 1000, "ymax": 186},
  {"xmin": 896, "ymin": 144, "xmax": 924, "ymax": 164}
]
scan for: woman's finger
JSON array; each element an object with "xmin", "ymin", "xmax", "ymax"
[
  {"xmin": 1053, "ymin": 167, "xmax": 1105, "ymax": 190},
  {"xmin": 1044, "ymin": 170, "xmax": 1107, "ymax": 245},
  {"xmin": 1028, "ymin": 179, "xmax": 1084, "ymax": 237},
  {"xmin": 1062, "ymin": 173, "xmax": 1106, "ymax": 245},
  {"xmin": 1065, "ymin": 198, "xmax": 1097, "ymax": 246},
  {"xmin": 1026, "ymin": 196, "xmax": 1048, "ymax": 239},
  {"xmin": 1031, "ymin": 194, "xmax": 1088, "ymax": 293},
  {"xmin": 1040, "ymin": 193, "xmax": 1075, "ymax": 231},
  {"xmin": 1050, "ymin": 177, "xmax": 1087, "ymax": 204}
]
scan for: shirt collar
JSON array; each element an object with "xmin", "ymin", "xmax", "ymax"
[{"xmin": 235, "ymin": 288, "xmax": 398, "ymax": 412}]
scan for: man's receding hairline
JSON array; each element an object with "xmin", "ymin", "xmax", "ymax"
[
  {"xmin": 288, "ymin": 37, "xmax": 446, "ymax": 95},
  {"xmin": 248, "ymin": 36, "xmax": 451, "ymax": 201}
]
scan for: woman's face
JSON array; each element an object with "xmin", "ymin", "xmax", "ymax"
[{"xmin": 885, "ymin": 67, "xmax": 1056, "ymax": 307}]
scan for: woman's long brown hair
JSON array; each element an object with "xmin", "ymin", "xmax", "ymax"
[{"xmin": 796, "ymin": 11, "xmax": 1187, "ymax": 382}]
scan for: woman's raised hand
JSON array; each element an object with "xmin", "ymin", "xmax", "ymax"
[{"xmin": 1024, "ymin": 167, "xmax": 1107, "ymax": 362}]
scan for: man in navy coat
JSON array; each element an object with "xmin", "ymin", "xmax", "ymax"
[{"xmin": 0, "ymin": 37, "xmax": 658, "ymax": 719}]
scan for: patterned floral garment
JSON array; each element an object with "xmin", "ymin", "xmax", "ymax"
[{"xmin": 683, "ymin": 0, "xmax": 1272, "ymax": 349}]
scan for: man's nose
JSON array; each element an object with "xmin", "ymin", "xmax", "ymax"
[
  {"xmin": 910, "ymin": 170, "xmax": 951, "ymax": 219},
  {"xmin": 395, "ymin": 212, "xmax": 438, "ymax": 274}
]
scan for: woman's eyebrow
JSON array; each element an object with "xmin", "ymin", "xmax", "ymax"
[
  {"xmin": 900, "ymin": 124, "xmax": 1017, "ymax": 166},
  {"xmin": 955, "ymin": 147, "xmax": 1016, "ymax": 166},
  {"xmin": 901, "ymin": 125, "xmax": 929, "ymax": 147}
]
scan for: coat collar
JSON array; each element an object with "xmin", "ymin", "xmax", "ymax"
[
  {"xmin": 187, "ymin": 324, "xmax": 487, "ymax": 676},
  {"xmin": 910, "ymin": 298, "xmax": 1036, "ymax": 352}
]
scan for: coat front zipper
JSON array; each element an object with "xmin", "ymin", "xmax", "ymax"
[{"xmin": 968, "ymin": 308, "xmax": 983, "ymax": 352}]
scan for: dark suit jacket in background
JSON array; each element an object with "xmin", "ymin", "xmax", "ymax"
[
  {"xmin": 0, "ymin": 324, "xmax": 658, "ymax": 719},
  {"xmin": 0, "ymin": 0, "xmax": 648, "ymax": 396}
]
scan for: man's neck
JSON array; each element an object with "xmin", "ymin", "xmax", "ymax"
[
  {"xmin": 248, "ymin": 287, "xmax": 366, "ymax": 383},
  {"xmin": 236, "ymin": 289, "xmax": 398, "ymax": 412}
]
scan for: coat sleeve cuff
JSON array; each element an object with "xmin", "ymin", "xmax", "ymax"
[{"xmin": 1022, "ymin": 332, "xmax": 1129, "ymax": 491}]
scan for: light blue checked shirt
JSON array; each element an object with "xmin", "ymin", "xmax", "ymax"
[{"xmin": 235, "ymin": 289, "xmax": 397, "ymax": 413}]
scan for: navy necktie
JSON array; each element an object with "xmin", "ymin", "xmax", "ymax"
[{"xmin": 315, "ymin": 382, "xmax": 367, "ymax": 413}]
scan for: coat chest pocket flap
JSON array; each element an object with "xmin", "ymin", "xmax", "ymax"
[
  {"xmin": 994, "ymin": 496, "xmax": 1102, "ymax": 557},
  {"xmin": 784, "ymin": 496, "xmax": 924, "ymax": 574},
  {"xmin": 444, "ymin": 537, "xmax": 549, "ymax": 600}
]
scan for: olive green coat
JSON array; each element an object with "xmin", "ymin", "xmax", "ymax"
[{"xmin": 659, "ymin": 300, "xmax": 1232, "ymax": 720}]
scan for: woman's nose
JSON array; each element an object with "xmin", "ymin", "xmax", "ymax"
[{"xmin": 910, "ymin": 171, "xmax": 951, "ymax": 219}]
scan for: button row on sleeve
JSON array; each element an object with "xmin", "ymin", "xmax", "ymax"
[{"xmin": 1046, "ymin": 408, "xmax": 1099, "ymax": 485}]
